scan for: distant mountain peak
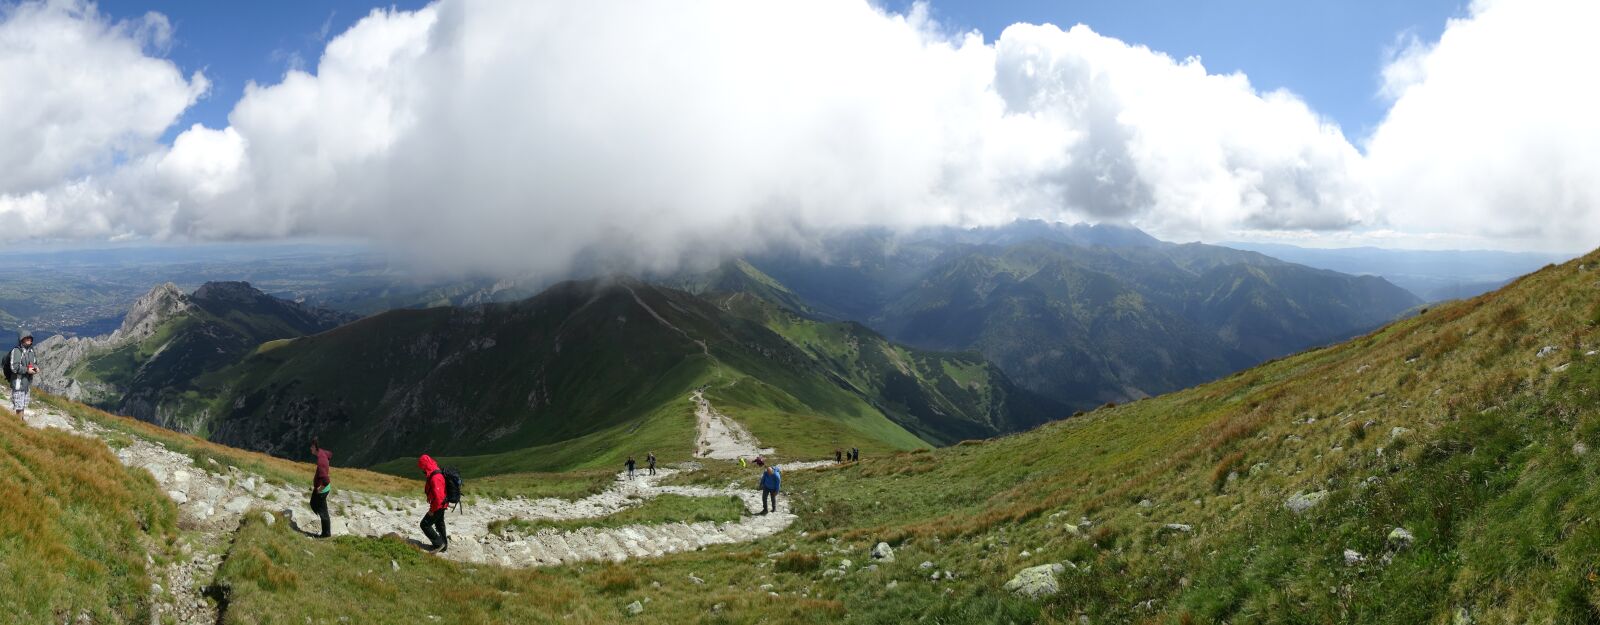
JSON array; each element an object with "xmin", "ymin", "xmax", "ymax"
[
  {"xmin": 191, "ymin": 280, "xmax": 269, "ymax": 304},
  {"xmin": 118, "ymin": 282, "xmax": 191, "ymax": 340}
]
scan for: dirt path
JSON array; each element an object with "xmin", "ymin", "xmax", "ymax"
[
  {"xmin": 18, "ymin": 396, "xmax": 831, "ymax": 621},
  {"xmin": 693, "ymin": 389, "xmax": 773, "ymax": 460}
]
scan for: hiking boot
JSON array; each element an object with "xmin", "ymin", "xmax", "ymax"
[{"xmin": 438, "ymin": 539, "xmax": 449, "ymax": 553}]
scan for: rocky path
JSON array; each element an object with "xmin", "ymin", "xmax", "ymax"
[
  {"xmin": 693, "ymin": 389, "xmax": 773, "ymax": 459},
  {"xmin": 18, "ymin": 394, "xmax": 829, "ymax": 622}
]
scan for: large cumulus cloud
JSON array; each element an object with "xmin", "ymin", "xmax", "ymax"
[
  {"xmin": 1, "ymin": 0, "xmax": 1595, "ymax": 272},
  {"xmin": 0, "ymin": 0, "xmax": 205, "ymax": 195},
  {"xmin": 1365, "ymin": 0, "xmax": 1600, "ymax": 252}
]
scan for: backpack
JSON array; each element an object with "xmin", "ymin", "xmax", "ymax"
[
  {"xmin": 1, "ymin": 350, "xmax": 11, "ymax": 384},
  {"xmin": 433, "ymin": 467, "xmax": 464, "ymax": 509}
]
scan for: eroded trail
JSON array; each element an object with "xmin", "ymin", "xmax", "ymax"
[
  {"xmin": 693, "ymin": 388, "xmax": 772, "ymax": 459},
  {"xmin": 20, "ymin": 391, "xmax": 831, "ymax": 623}
]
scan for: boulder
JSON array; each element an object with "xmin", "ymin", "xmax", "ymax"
[
  {"xmin": 1283, "ymin": 490, "xmax": 1328, "ymax": 515},
  {"xmin": 1387, "ymin": 527, "xmax": 1414, "ymax": 550},
  {"xmin": 1003, "ymin": 563, "xmax": 1066, "ymax": 599},
  {"xmin": 1161, "ymin": 523, "xmax": 1193, "ymax": 533},
  {"xmin": 1343, "ymin": 549, "xmax": 1365, "ymax": 565},
  {"xmin": 870, "ymin": 542, "xmax": 895, "ymax": 562},
  {"xmin": 1389, "ymin": 427, "xmax": 1412, "ymax": 441},
  {"xmin": 223, "ymin": 497, "xmax": 253, "ymax": 515},
  {"xmin": 1537, "ymin": 345, "xmax": 1559, "ymax": 358},
  {"xmin": 625, "ymin": 601, "xmax": 644, "ymax": 616}
]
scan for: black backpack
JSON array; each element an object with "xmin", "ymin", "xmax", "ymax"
[
  {"xmin": 433, "ymin": 468, "xmax": 464, "ymax": 509},
  {"xmin": 1, "ymin": 350, "xmax": 11, "ymax": 384}
]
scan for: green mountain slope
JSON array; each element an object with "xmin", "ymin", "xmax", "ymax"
[
  {"xmin": 204, "ymin": 279, "xmax": 1001, "ymax": 471},
  {"xmin": 17, "ymin": 249, "xmax": 1600, "ymax": 624},
  {"xmin": 37, "ymin": 281, "xmax": 355, "ymax": 431},
  {"xmin": 744, "ymin": 224, "xmax": 1422, "ymax": 409},
  {"xmin": 184, "ymin": 249, "xmax": 1600, "ymax": 624},
  {"xmin": 711, "ymin": 290, "xmax": 1067, "ymax": 444}
]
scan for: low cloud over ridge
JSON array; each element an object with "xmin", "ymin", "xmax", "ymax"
[{"xmin": 0, "ymin": 0, "xmax": 1595, "ymax": 273}]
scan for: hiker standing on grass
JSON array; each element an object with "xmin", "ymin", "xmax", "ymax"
[
  {"xmin": 759, "ymin": 465, "xmax": 782, "ymax": 514},
  {"xmin": 738, "ymin": 456, "xmax": 747, "ymax": 468},
  {"xmin": 851, "ymin": 447, "xmax": 859, "ymax": 462},
  {"xmin": 5, "ymin": 332, "xmax": 37, "ymax": 417},
  {"xmin": 647, "ymin": 452, "xmax": 657, "ymax": 476},
  {"xmin": 309, "ymin": 438, "xmax": 333, "ymax": 538},
  {"xmin": 418, "ymin": 454, "xmax": 449, "ymax": 553},
  {"xmin": 835, "ymin": 448, "xmax": 843, "ymax": 463},
  {"xmin": 626, "ymin": 456, "xmax": 636, "ymax": 479}
]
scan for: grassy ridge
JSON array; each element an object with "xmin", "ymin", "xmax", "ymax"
[{"xmin": 0, "ymin": 415, "xmax": 175, "ymax": 622}]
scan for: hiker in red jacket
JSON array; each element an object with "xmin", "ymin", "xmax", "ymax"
[
  {"xmin": 309, "ymin": 438, "xmax": 333, "ymax": 538},
  {"xmin": 418, "ymin": 454, "xmax": 449, "ymax": 552}
]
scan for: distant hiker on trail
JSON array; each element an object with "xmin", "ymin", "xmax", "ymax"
[
  {"xmin": 738, "ymin": 456, "xmax": 748, "ymax": 468},
  {"xmin": 754, "ymin": 455, "xmax": 765, "ymax": 467},
  {"xmin": 626, "ymin": 456, "xmax": 637, "ymax": 479},
  {"xmin": 4, "ymin": 332, "xmax": 37, "ymax": 416},
  {"xmin": 418, "ymin": 454, "xmax": 450, "ymax": 553},
  {"xmin": 309, "ymin": 438, "xmax": 333, "ymax": 538},
  {"xmin": 759, "ymin": 465, "xmax": 781, "ymax": 515},
  {"xmin": 850, "ymin": 447, "xmax": 859, "ymax": 462},
  {"xmin": 835, "ymin": 448, "xmax": 843, "ymax": 463},
  {"xmin": 647, "ymin": 452, "xmax": 657, "ymax": 476}
]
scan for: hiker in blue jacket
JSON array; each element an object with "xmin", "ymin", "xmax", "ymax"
[{"xmin": 759, "ymin": 465, "xmax": 781, "ymax": 514}]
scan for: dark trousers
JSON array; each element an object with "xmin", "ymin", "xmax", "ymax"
[
  {"xmin": 761, "ymin": 488, "xmax": 778, "ymax": 513},
  {"xmin": 421, "ymin": 509, "xmax": 448, "ymax": 548},
  {"xmin": 309, "ymin": 490, "xmax": 331, "ymax": 537},
  {"xmin": 648, "ymin": 463, "xmax": 656, "ymax": 475}
]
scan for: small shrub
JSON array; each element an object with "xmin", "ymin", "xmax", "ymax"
[
  {"xmin": 586, "ymin": 564, "xmax": 638, "ymax": 593},
  {"xmin": 776, "ymin": 551, "xmax": 820, "ymax": 573},
  {"xmin": 1347, "ymin": 420, "xmax": 1367, "ymax": 442},
  {"xmin": 1211, "ymin": 451, "xmax": 1245, "ymax": 492}
]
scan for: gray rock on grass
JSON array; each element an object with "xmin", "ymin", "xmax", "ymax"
[
  {"xmin": 1284, "ymin": 490, "xmax": 1328, "ymax": 515},
  {"xmin": 1004, "ymin": 563, "xmax": 1066, "ymax": 599}
]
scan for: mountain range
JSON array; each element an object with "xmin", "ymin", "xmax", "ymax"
[
  {"xmin": 728, "ymin": 221, "xmax": 1421, "ymax": 408},
  {"xmin": 34, "ymin": 221, "xmax": 1423, "ymax": 473},
  {"xmin": 12, "ymin": 240, "xmax": 1599, "ymax": 623},
  {"xmin": 1221, "ymin": 241, "xmax": 1574, "ymax": 302}
]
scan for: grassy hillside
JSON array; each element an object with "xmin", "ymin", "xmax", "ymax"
[
  {"xmin": 211, "ymin": 250, "xmax": 1600, "ymax": 623},
  {"xmin": 211, "ymin": 279, "xmax": 933, "ymax": 471},
  {"xmin": 713, "ymin": 290, "xmax": 1066, "ymax": 444},
  {"xmin": 0, "ymin": 413, "xmax": 176, "ymax": 622}
]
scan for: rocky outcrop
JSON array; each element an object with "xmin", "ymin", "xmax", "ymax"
[
  {"xmin": 34, "ymin": 281, "xmax": 355, "ymax": 427},
  {"xmin": 34, "ymin": 283, "xmax": 191, "ymax": 400}
]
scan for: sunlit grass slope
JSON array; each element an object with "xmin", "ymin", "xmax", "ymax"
[
  {"xmin": 0, "ymin": 414, "xmax": 175, "ymax": 623},
  {"xmin": 221, "ymin": 251, "xmax": 1600, "ymax": 623}
]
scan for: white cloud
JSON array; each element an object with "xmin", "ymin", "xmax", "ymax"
[
  {"xmin": 1365, "ymin": 0, "xmax": 1600, "ymax": 252},
  {"xmin": 0, "ymin": 0, "xmax": 206, "ymax": 194},
  {"xmin": 2, "ymin": 0, "xmax": 1596, "ymax": 270}
]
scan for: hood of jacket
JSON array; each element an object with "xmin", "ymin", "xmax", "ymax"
[{"xmin": 418, "ymin": 454, "xmax": 439, "ymax": 475}]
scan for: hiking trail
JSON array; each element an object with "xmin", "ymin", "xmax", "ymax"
[
  {"xmin": 17, "ymin": 394, "xmax": 830, "ymax": 625},
  {"xmin": 693, "ymin": 388, "xmax": 773, "ymax": 459}
]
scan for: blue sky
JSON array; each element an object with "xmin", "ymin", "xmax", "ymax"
[
  {"xmin": 98, "ymin": 0, "xmax": 430, "ymax": 141},
  {"xmin": 885, "ymin": 0, "xmax": 1467, "ymax": 138},
  {"xmin": 103, "ymin": 0, "xmax": 1466, "ymax": 142}
]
